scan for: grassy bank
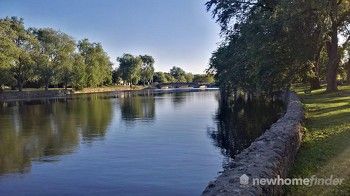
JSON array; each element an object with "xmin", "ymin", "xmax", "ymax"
[
  {"xmin": 1, "ymin": 85, "xmax": 145, "ymax": 94},
  {"xmin": 73, "ymin": 85, "xmax": 144, "ymax": 94},
  {"xmin": 0, "ymin": 85, "xmax": 146, "ymax": 101},
  {"xmin": 288, "ymin": 85, "xmax": 350, "ymax": 195}
]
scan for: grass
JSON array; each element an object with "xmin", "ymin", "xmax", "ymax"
[
  {"xmin": 287, "ymin": 85, "xmax": 350, "ymax": 195},
  {"xmin": 73, "ymin": 85, "xmax": 144, "ymax": 94}
]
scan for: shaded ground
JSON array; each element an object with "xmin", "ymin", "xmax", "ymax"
[{"xmin": 288, "ymin": 85, "xmax": 350, "ymax": 195}]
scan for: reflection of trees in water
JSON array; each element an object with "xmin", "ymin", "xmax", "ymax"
[
  {"xmin": 208, "ymin": 95, "xmax": 284, "ymax": 158},
  {"xmin": 0, "ymin": 97, "xmax": 112, "ymax": 175},
  {"xmin": 171, "ymin": 93, "xmax": 186, "ymax": 107},
  {"xmin": 71, "ymin": 97, "xmax": 113, "ymax": 141},
  {"xmin": 120, "ymin": 95, "xmax": 155, "ymax": 123}
]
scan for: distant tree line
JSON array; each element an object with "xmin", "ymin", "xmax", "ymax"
[
  {"xmin": 0, "ymin": 17, "xmax": 214, "ymax": 92},
  {"xmin": 113, "ymin": 55, "xmax": 214, "ymax": 85},
  {"xmin": 206, "ymin": 0, "xmax": 350, "ymax": 94},
  {"xmin": 0, "ymin": 17, "xmax": 113, "ymax": 91}
]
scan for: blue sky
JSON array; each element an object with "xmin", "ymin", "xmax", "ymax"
[{"xmin": 0, "ymin": 0, "xmax": 220, "ymax": 74}]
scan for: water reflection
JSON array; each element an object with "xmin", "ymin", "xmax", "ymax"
[
  {"xmin": 208, "ymin": 95, "xmax": 285, "ymax": 158},
  {"xmin": 0, "ymin": 97, "xmax": 112, "ymax": 175},
  {"xmin": 0, "ymin": 90, "xmax": 285, "ymax": 194},
  {"xmin": 171, "ymin": 92, "xmax": 187, "ymax": 107},
  {"xmin": 119, "ymin": 95, "xmax": 155, "ymax": 122}
]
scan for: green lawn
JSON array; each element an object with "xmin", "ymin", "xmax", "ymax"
[{"xmin": 287, "ymin": 85, "xmax": 350, "ymax": 195}]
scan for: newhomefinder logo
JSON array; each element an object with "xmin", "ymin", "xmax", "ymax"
[{"xmin": 239, "ymin": 174, "xmax": 344, "ymax": 186}]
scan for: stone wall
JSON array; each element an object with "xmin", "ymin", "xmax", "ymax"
[
  {"xmin": 202, "ymin": 92, "xmax": 304, "ymax": 195},
  {"xmin": 0, "ymin": 90, "xmax": 71, "ymax": 101}
]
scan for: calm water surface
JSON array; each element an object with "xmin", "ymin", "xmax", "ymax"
[{"xmin": 0, "ymin": 90, "xmax": 283, "ymax": 195}]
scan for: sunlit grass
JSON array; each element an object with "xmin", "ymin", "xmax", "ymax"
[
  {"xmin": 287, "ymin": 85, "xmax": 350, "ymax": 195},
  {"xmin": 70, "ymin": 85, "xmax": 144, "ymax": 94}
]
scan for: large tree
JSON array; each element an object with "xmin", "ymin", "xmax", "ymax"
[
  {"xmin": 78, "ymin": 39, "xmax": 112, "ymax": 87},
  {"xmin": 0, "ymin": 17, "xmax": 18, "ymax": 90},
  {"xmin": 153, "ymin": 72, "xmax": 167, "ymax": 83},
  {"xmin": 170, "ymin": 66, "xmax": 186, "ymax": 82},
  {"xmin": 322, "ymin": 0, "xmax": 350, "ymax": 91},
  {"xmin": 1, "ymin": 17, "xmax": 38, "ymax": 91},
  {"xmin": 33, "ymin": 28, "xmax": 76, "ymax": 90},
  {"xmin": 206, "ymin": 0, "xmax": 349, "ymax": 93},
  {"xmin": 71, "ymin": 53, "xmax": 87, "ymax": 90},
  {"xmin": 117, "ymin": 54, "xmax": 142, "ymax": 85},
  {"xmin": 140, "ymin": 55, "xmax": 155, "ymax": 85}
]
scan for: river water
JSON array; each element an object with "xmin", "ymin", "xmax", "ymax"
[{"xmin": 0, "ymin": 90, "xmax": 283, "ymax": 195}]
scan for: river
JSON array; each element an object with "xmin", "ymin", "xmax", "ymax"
[{"xmin": 0, "ymin": 90, "xmax": 284, "ymax": 195}]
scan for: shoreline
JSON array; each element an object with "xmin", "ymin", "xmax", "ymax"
[
  {"xmin": 0, "ymin": 87, "xmax": 219, "ymax": 102},
  {"xmin": 202, "ymin": 92, "xmax": 304, "ymax": 195}
]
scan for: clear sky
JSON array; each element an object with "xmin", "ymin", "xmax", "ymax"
[{"xmin": 0, "ymin": 0, "xmax": 220, "ymax": 74}]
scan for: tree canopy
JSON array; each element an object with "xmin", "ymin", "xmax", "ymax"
[{"xmin": 207, "ymin": 0, "xmax": 350, "ymax": 93}]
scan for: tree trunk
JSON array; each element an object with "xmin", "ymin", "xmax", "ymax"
[
  {"xmin": 310, "ymin": 77, "xmax": 321, "ymax": 90},
  {"xmin": 326, "ymin": 1, "xmax": 340, "ymax": 92},
  {"xmin": 325, "ymin": 25, "xmax": 339, "ymax": 92},
  {"xmin": 18, "ymin": 81, "xmax": 23, "ymax": 92},
  {"xmin": 45, "ymin": 82, "xmax": 49, "ymax": 91},
  {"xmin": 310, "ymin": 44, "xmax": 323, "ymax": 90}
]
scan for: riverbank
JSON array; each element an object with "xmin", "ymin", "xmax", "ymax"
[
  {"xmin": 73, "ymin": 85, "xmax": 144, "ymax": 94},
  {"xmin": 0, "ymin": 85, "xmax": 145, "ymax": 101},
  {"xmin": 203, "ymin": 92, "xmax": 304, "ymax": 195},
  {"xmin": 288, "ymin": 85, "xmax": 350, "ymax": 195},
  {"xmin": 0, "ymin": 86, "xmax": 220, "ymax": 102}
]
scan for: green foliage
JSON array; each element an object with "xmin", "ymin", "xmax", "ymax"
[
  {"xmin": 170, "ymin": 66, "xmax": 187, "ymax": 82},
  {"xmin": 0, "ymin": 16, "xmax": 201, "ymax": 91},
  {"xmin": 207, "ymin": 0, "xmax": 350, "ymax": 93},
  {"xmin": 78, "ymin": 39, "xmax": 112, "ymax": 87},
  {"xmin": 140, "ymin": 55, "xmax": 155, "ymax": 85},
  {"xmin": 193, "ymin": 74, "xmax": 215, "ymax": 83},
  {"xmin": 0, "ymin": 17, "xmax": 18, "ymax": 89},
  {"xmin": 164, "ymin": 72, "xmax": 175, "ymax": 83},
  {"xmin": 0, "ymin": 17, "xmax": 114, "ymax": 91},
  {"xmin": 153, "ymin": 70, "xmax": 196, "ymax": 83},
  {"xmin": 117, "ymin": 54, "xmax": 142, "ymax": 85},
  {"xmin": 33, "ymin": 28, "xmax": 76, "ymax": 89},
  {"xmin": 185, "ymin": 73, "xmax": 194, "ymax": 83},
  {"xmin": 1, "ymin": 17, "xmax": 39, "ymax": 91},
  {"xmin": 112, "ymin": 68, "xmax": 122, "ymax": 84},
  {"xmin": 71, "ymin": 54, "xmax": 87, "ymax": 90},
  {"xmin": 153, "ymin": 72, "xmax": 168, "ymax": 83}
]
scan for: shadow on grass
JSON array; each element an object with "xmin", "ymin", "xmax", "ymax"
[
  {"xmin": 310, "ymin": 103, "xmax": 350, "ymax": 114},
  {"xmin": 287, "ymin": 85, "xmax": 350, "ymax": 195}
]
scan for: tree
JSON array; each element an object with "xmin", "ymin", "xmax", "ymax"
[
  {"xmin": 112, "ymin": 68, "xmax": 122, "ymax": 84},
  {"xmin": 321, "ymin": 0, "xmax": 350, "ymax": 91},
  {"xmin": 206, "ymin": 0, "xmax": 348, "ymax": 93},
  {"xmin": 117, "ymin": 54, "xmax": 142, "ymax": 85},
  {"xmin": 185, "ymin": 73, "xmax": 194, "ymax": 82},
  {"xmin": 78, "ymin": 39, "xmax": 112, "ymax": 87},
  {"xmin": 0, "ymin": 17, "xmax": 18, "ymax": 90},
  {"xmin": 164, "ymin": 72, "xmax": 175, "ymax": 83},
  {"xmin": 2, "ymin": 17, "xmax": 38, "ymax": 91},
  {"xmin": 170, "ymin": 66, "xmax": 186, "ymax": 82},
  {"xmin": 140, "ymin": 55, "xmax": 155, "ymax": 85},
  {"xmin": 193, "ymin": 74, "xmax": 215, "ymax": 83},
  {"xmin": 33, "ymin": 28, "xmax": 76, "ymax": 90},
  {"xmin": 153, "ymin": 72, "xmax": 167, "ymax": 83},
  {"xmin": 71, "ymin": 53, "xmax": 87, "ymax": 90}
]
